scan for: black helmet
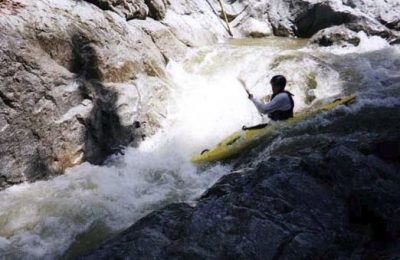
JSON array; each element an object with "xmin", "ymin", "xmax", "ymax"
[{"xmin": 270, "ymin": 75, "xmax": 287, "ymax": 89}]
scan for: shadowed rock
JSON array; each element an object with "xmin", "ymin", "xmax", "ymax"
[
  {"xmin": 83, "ymin": 0, "xmax": 168, "ymax": 20},
  {"xmin": 310, "ymin": 25, "xmax": 361, "ymax": 47},
  {"xmin": 83, "ymin": 109, "xmax": 400, "ymax": 259}
]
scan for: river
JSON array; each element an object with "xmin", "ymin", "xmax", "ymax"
[{"xmin": 0, "ymin": 34, "xmax": 399, "ymax": 259}]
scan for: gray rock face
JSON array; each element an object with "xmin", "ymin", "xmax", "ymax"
[
  {"xmin": 310, "ymin": 25, "xmax": 361, "ymax": 46},
  {"xmin": 84, "ymin": 0, "xmax": 168, "ymax": 21},
  {"xmin": 83, "ymin": 100, "xmax": 400, "ymax": 259},
  {"xmin": 145, "ymin": 0, "xmax": 168, "ymax": 20},
  {"xmin": 0, "ymin": 30, "xmax": 148, "ymax": 187},
  {"xmin": 85, "ymin": 0, "xmax": 148, "ymax": 20},
  {"xmin": 83, "ymin": 150, "xmax": 400, "ymax": 258},
  {"xmin": 228, "ymin": 0, "xmax": 399, "ymax": 40},
  {"xmin": 232, "ymin": 16, "xmax": 273, "ymax": 38},
  {"xmin": 0, "ymin": 0, "xmax": 228, "ymax": 189},
  {"xmin": 227, "ymin": 1, "xmax": 273, "ymax": 38},
  {"xmin": 269, "ymin": 0, "xmax": 397, "ymax": 39},
  {"xmin": 343, "ymin": 0, "xmax": 400, "ymax": 31}
]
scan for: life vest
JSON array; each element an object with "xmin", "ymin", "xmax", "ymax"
[{"xmin": 268, "ymin": 91, "xmax": 294, "ymax": 121}]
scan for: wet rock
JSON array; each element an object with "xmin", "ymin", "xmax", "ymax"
[
  {"xmin": 232, "ymin": 16, "xmax": 273, "ymax": 38},
  {"xmin": 265, "ymin": 0, "xmax": 349, "ymax": 37},
  {"xmin": 342, "ymin": 0, "xmax": 400, "ymax": 31},
  {"xmin": 310, "ymin": 25, "xmax": 361, "ymax": 47},
  {"xmin": 84, "ymin": 141, "xmax": 400, "ymax": 259},
  {"xmin": 344, "ymin": 18, "xmax": 397, "ymax": 40},
  {"xmin": 0, "ymin": 0, "xmax": 228, "ymax": 189},
  {"xmin": 390, "ymin": 38, "xmax": 400, "ymax": 46},
  {"xmin": 228, "ymin": 1, "xmax": 272, "ymax": 38},
  {"xmin": 230, "ymin": 0, "xmax": 399, "ymax": 40},
  {"xmin": 270, "ymin": 0, "xmax": 395, "ymax": 39},
  {"xmin": 84, "ymin": 157, "xmax": 343, "ymax": 259},
  {"xmin": 162, "ymin": 0, "xmax": 228, "ymax": 47},
  {"xmin": 361, "ymin": 140, "xmax": 400, "ymax": 163},
  {"xmin": 81, "ymin": 203, "xmax": 194, "ymax": 259}
]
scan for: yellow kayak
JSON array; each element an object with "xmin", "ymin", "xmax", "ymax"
[{"xmin": 191, "ymin": 95, "xmax": 356, "ymax": 164}]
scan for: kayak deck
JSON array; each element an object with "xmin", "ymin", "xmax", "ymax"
[{"xmin": 191, "ymin": 95, "xmax": 356, "ymax": 164}]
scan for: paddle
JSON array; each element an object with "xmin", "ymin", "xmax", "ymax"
[
  {"xmin": 237, "ymin": 78, "xmax": 264, "ymax": 119},
  {"xmin": 237, "ymin": 78, "xmax": 252, "ymax": 98}
]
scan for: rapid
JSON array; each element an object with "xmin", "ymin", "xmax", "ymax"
[{"xmin": 1, "ymin": 33, "xmax": 400, "ymax": 259}]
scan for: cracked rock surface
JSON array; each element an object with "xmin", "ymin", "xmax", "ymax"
[
  {"xmin": 0, "ymin": 0, "xmax": 227, "ymax": 189},
  {"xmin": 84, "ymin": 100, "xmax": 400, "ymax": 259}
]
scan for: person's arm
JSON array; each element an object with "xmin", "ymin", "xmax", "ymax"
[{"xmin": 250, "ymin": 94, "xmax": 289, "ymax": 114}]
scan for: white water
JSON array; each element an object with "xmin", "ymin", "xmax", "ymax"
[{"xmin": 0, "ymin": 36, "xmax": 398, "ymax": 259}]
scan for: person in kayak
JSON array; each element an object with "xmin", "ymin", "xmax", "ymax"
[{"xmin": 240, "ymin": 75, "xmax": 295, "ymax": 121}]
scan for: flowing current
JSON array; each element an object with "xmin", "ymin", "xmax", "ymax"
[{"xmin": 1, "ymin": 34, "xmax": 400, "ymax": 259}]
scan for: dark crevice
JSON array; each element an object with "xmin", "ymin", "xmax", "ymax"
[
  {"xmin": 378, "ymin": 18, "xmax": 400, "ymax": 31},
  {"xmin": 141, "ymin": 27, "xmax": 169, "ymax": 64},
  {"xmin": 348, "ymin": 195, "xmax": 391, "ymax": 244},
  {"xmin": 25, "ymin": 148, "xmax": 55, "ymax": 183},
  {"xmin": 44, "ymin": 93, "xmax": 58, "ymax": 107},
  {"xmin": 0, "ymin": 176, "xmax": 23, "ymax": 191},
  {"xmin": 272, "ymin": 231, "xmax": 303, "ymax": 260},
  {"xmin": 372, "ymin": 141, "xmax": 400, "ymax": 163},
  {"xmin": 82, "ymin": 0, "xmax": 112, "ymax": 11},
  {"xmin": 30, "ymin": 128, "xmax": 41, "ymax": 140},
  {"xmin": 294, "ymin": 4, "xmax": 355, "ymax": 38},
  {"xmin": 0, "ymin": 90, "xmax": 17, "ymax": 109}
]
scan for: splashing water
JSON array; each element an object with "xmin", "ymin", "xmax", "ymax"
[{"xmin": 0, "ymin": 36, "xmax": 399, "ymax": 258}]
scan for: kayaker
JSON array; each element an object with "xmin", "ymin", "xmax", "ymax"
[{"xmin": 239, "ymin": 75, "xmax": 295, "ymax": 121}]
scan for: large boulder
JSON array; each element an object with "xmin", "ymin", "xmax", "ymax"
[
  {"xmin": 342, "ymin": 0, "xmax": 400, "ymax": 31},
  {"xmin": 232, "ymin": 15, "xmax": 273, "ymax": 38},
  {"xmin": 145, "ymin": 0, "xmax": 168, "ymax": 20},
  {"xmin": 227, "ymin": 1, "xmax": 273, "ymax": 38},
  {"xmin": 0, "ymin": 0, "xmax": 228, "ymax": 189},
  {"xmin": 310, "ymin": 25, "xmax": 361, "ymax": 47},
  {"xmin": 83, "ymin": 143, "xmax": 400, "ymax": 259},
  {"xmin": 267, "ymin": 0, "xmax": 396, "ymax": 38},
  {"xmin": 0, "ymin": 4, "xmax": 162, "ymax": 187},
  {"xmin": 227, "ymin": 0, "xmax": 399, "ymax": 41}
]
